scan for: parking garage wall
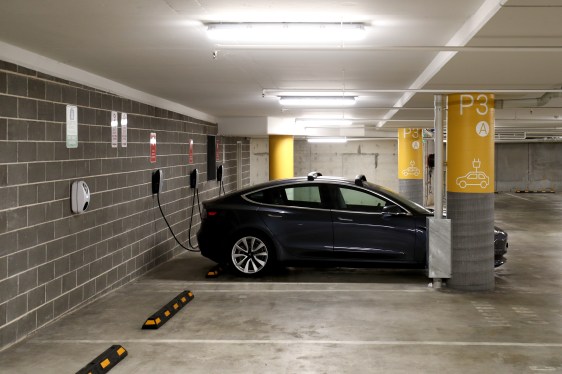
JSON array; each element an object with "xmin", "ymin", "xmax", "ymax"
[
  {"xmin": 294, "ymin": 139, "xmax": 399, "ymax": 191},
  {"xmin": 0, "ymin": 60, "xmax": 250, "ymax": 349},
  {"xmin": 250, "ymin": 139, "xmax": 398, "ymax": 189},
  {"xmin": 495, "ymin": 142, "xmax": 562, "ymax": 192},
  {"xmin": 250, "ymin": 138, "xmax": 269, "ymax": 184}
]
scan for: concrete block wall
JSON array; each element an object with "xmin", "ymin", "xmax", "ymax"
[{"xmin": 0, "ymin": 60, "xmax": 249, "ymax": 349}]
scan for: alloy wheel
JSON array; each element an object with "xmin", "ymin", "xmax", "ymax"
[{"xmin": 231, "ymin": 236, "xmax": 269, "ymax": 274}]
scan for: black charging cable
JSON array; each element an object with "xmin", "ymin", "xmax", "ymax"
[
  {"xmin": 187, "ymin": 187, "xmax": 202, "ymax": 249},
  {"xmin": 156, "ymin": 189, "xmax": 201, "ymax": 253},
  {"xmin": 218, "ymin": 179, "xmax": 226, "ymax": 196}
]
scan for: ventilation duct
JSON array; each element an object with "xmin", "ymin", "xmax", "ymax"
[{"xmin": 496, "ymin": 90, "xmax": 562, "ymax": 109}]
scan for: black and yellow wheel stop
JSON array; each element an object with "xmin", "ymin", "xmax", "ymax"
[
  {"xmin": 75, "ymin": 344, "xmax": 127, "ymax": 374},
  {"xmin": 515, "ymin": 189, "xmax": 555, "ymax": 193},
  {"xmin": 206, "ymin": 265, "xmax": 224, "ymax": 278},
  {"xmin": 142, "ymin": 290, "xmax": 194, "ymax": 329}
]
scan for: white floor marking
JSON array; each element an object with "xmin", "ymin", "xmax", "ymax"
[
  {"xmin": 505, "ymin": 193, "xmax": 533, "ymax": 201},
  {"xmin": 191, "ymin": 289, "xmax": 428, "ymax": 293},
  {"xmin": 34, "ymin": 339, "xmax": 562, "ymax": 348}
]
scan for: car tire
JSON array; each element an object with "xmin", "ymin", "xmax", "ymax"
[
  {"xmin": 480, "ymin": 181, "xmax": 488, "ymax": 188},
  {"xmin": 230, "ymin": 232, "xmax": 275, "ymax": 276},
  {"xmin": 459, "ymin": 180, "xmax": 466, "ymax": 189}
]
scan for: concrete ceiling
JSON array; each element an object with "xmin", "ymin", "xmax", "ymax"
[{"xmin": 1, "ymin": 0, "xmax": 561, "ymax": 138}]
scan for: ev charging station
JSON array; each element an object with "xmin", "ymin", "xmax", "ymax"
[
  {"xmin": 151, "ymin": 168, "xmax": 202, "ymax": 252},
  {"xmin": 150, "ymin": 131, "xmax": 228, "ymax": 264}
]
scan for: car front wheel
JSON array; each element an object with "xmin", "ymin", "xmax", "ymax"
[{"xmin": 230, "ymin": 234, "xmax": 274, "ymax": 276}]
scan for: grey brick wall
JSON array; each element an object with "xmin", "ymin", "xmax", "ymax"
[{"xmin": 0, "ymin": 60, "xmax": 250, "ymax": 349}]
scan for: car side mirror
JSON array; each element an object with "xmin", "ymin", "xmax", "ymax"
[{"xmin": 382, "ymin": 204, "xmax": 403, "ymax": 216}]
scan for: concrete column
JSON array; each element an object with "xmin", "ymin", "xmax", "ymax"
[
  {"xmin": 397, "ymin": 128, "xmax": 423, "ymax": 204},
  {"xmin": 269, "ymin": 135, "xmax": 294, "ymax": 180},
  {"xmin": 447, "ymin": 93, "xmax": 495, "ymax": 291}
]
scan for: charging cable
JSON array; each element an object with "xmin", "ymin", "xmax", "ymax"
[
  {"xmin": 218, "ymin": 178, "xmax": 226, "ymax": 196},
  {"xmin": 156, "ymin": 191, "xmax": 200, "ymax": 252},
  {"xmin": 187, "ymin": 186, "xmax": 202, "ymax": 250},
  {"xmin": 153, "ymin": 169, "xmax": 201, "ymax": 252}
]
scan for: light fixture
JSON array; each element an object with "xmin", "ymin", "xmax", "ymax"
[
  {"xmin": 307, "ymin": 137, "xmax": 347, "ymax": 143},
  {"xmin": 206, "ymin": 23, "xmax": 366, "ymax": 44},
  {"xmin": 280, "ymin": 96, "xmax": 356, "ymax": 107},
  {"xmin": 296, "ymin": 119, "xmax": 353, "ymax": 126}
]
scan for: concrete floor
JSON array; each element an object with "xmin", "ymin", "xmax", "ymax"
[{"xmin": 0, "ymin": 193, "xmax": 561, "ymax": 373}]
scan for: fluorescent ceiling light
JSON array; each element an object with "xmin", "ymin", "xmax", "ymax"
[
  {"xmin": 273, "ymin": 91, "xmax": 358, "ymax": 97},
  {"xmin": 206, "ymin": 23, "xmax": 366, "ymax": 44},
  {"xmin": 307, "ymin": 137, "xmax": 347, "ymax": 143},
  {"xmin": 296, "ymin": 119, "xmax": 353, "ymax": 126},
  {"xmin": 279, "ymin": 96, "xmax": 356, "ymax": 107}
]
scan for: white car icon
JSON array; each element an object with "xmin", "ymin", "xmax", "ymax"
[
  {"xmin": 456, "ymin": 171, "xmax": 489, "ymax": 189},
  {"xmin": 402, "ymin": 166, "xmax": 420, "ymax": 177}
]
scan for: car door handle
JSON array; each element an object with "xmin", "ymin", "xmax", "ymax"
[
  {"xmin": 337, "ymin": 217, "xmax": 353, "ymax": 222},
  {"xmin": 267, "ymin": 213, "xmax": 283, "ymax": 218}
]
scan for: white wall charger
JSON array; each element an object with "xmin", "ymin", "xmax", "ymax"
[{"xmin": 71, "ymin": 180, "xmax": 90, "ymax": 214}]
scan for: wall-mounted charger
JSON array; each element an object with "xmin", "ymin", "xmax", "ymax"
[
  {"xmin": 217, "ymin": 164, "xmax": 223, "ymax": 183},
  {"xmin": 71, "ymin": 181, "xmax": 90, "ymax": 214},
  {"xmin": 152, "ymin": 169, "xmax": 163, "ymax": 195},
  {"xmin": 190, "ymin": 169, "xmax": 199, "ymax": 189}
]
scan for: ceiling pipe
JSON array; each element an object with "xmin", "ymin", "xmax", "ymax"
[{"xmin": 496, "ymin": 90, "xmax": 562, "ymax": 109}]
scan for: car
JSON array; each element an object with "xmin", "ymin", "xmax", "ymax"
[{"xmin": 197, "ymin": 173, "xmax": 508, "ymax": 276}]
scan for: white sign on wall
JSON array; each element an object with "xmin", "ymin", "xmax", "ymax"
[
  {"xmin": 66, "ymin": 105, "xmax": 78, "ymax": 148},
  {"xmin": 121, "ymin": 113, "xmax": 127, "ymax": 147},
  {"xmin": 111, "ymin": 111, "xmax": 118, "ymax": 148}
]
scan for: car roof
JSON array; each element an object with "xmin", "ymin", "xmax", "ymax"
[
  {"xmin": 207, "ymin": 173, "xmax": 431, "ymax": 215},
  {"xmin": 239, "ymin": 175, "xmax": 358, "ymax": 192}
]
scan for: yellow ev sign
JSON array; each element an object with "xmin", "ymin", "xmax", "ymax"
[{"xmin": 447, "ymin": 94, "xmax": 495, "ymax": 193}]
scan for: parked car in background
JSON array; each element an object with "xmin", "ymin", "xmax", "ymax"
[{"xmin": 197, "ymin": 173, "xmax": 508, "ymax": 276}]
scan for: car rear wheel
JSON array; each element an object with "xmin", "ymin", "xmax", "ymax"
[{"xmin": 230, "ymin": 234, "xmax": 274, "ymax": 276}]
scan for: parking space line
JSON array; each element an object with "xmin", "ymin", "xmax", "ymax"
[
  {"xmin": 132, "ymin": 289, "xmax": 430, "ymax": 294},
  {"xmin": 135, "ymin": 281, "xmax": 427, "ymax": 286},
  {"xmin": 505, "ymin": 193, "xmax": 533, "ymax": 201},
  {"xmin": 34, "ymin": 339, "xmax": 562, "ymax": 348}
]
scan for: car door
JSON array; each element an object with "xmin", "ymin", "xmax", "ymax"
[
  {"xmin": 329, "ymin": 185, "xmax": 417, "ymax": 262},
  {"xmin": 253, "ymin": 184, "xmax": 333, "ymax": 259}
]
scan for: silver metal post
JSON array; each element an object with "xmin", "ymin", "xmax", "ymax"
[
  {"xmin": 432, "ymin": 94, "xmax": 445, "ymax": 288},
  {"xmin": 434, "ymin": 95, "xmax": 445, "ymax": 220}
]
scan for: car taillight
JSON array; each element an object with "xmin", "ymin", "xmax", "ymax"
[{"xmin": 202, "ymin": 206, "xmax": 217, "ymax": 219}]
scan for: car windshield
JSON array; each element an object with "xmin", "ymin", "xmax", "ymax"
[{"xmin": 363, "ymin": 181, "xmax": 432, "ymax": 215}]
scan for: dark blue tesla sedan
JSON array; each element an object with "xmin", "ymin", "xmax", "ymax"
[{"xmin": 197, "ymin": 173, "xmax": 508, "ymax": 276}]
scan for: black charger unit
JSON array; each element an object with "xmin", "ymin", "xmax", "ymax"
[
  {"xmin": 152, "ymin": 169, "xmax": 163, "ymax": 195},
  {"xmin": 190, "ymin": 169, "xmax": 199, "ymax": 189},
  {"xmin": 217, "ymin": 165, "xmax": 223, "ymax": 183}
]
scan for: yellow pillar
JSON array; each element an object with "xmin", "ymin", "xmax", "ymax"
[
  {"xmin": 447, "ymin": 94, "xmax": 495, "ymax": 193},
  {"xmin": 269, "ymin": 135, "xmax": 294, "ymax": 180},
  {"xmin": 397, "ymin": 128, "xmax": 423, "ymax": 203},
  {"xmin": 447, "ymin": 93, "xmax": 495, "ymax": 291}
]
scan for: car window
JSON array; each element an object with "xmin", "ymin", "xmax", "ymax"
[
  {"xmin": 362, "ymin": 181, "xmax": 429, "ymax": 214},
  {"xmin": 338, "ymin": 187, "xmax": 388, "ymax": 212},
  {"xmin": 247, "ymin": 188, "xmax": 286, "ymax": 205},
  {"xmin": 246, "ymin": 185, "xmax": 324, "ymax": 208},
  {"xmin": 284, "ymin": 186, "xmax": 323, "ymax": 208}
]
